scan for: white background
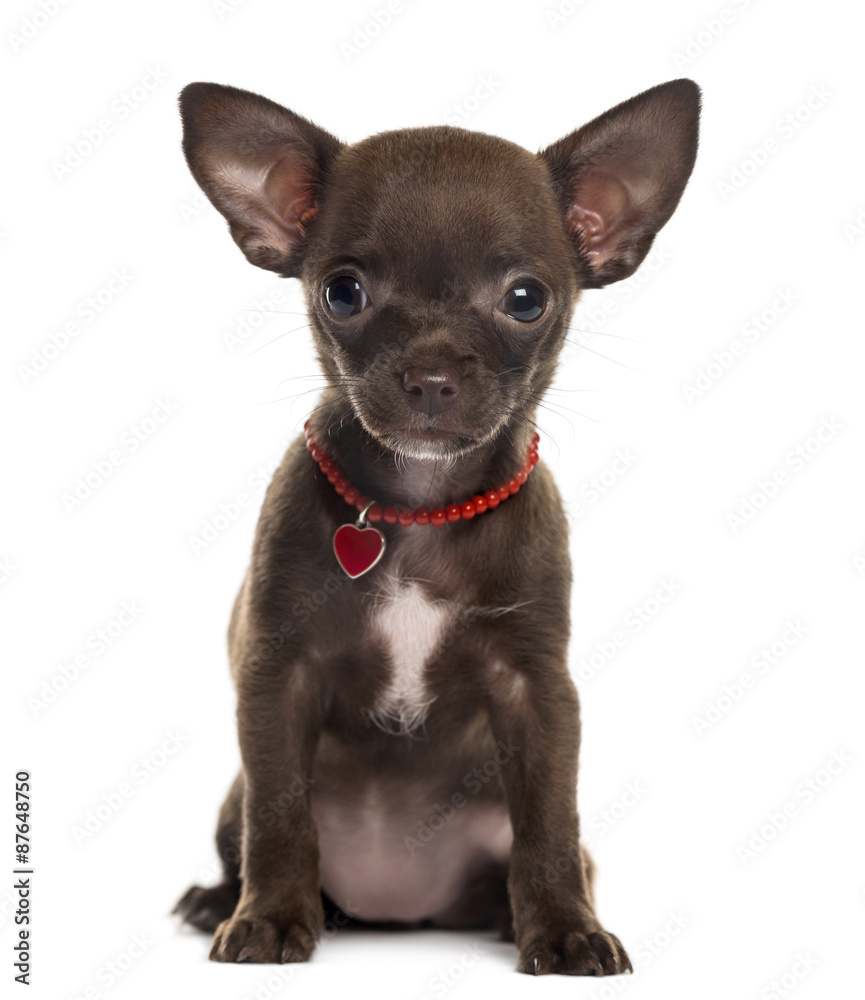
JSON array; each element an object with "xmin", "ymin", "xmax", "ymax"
[{"xmin": 3, "ymin": 0, "xmax": 864, "ymax": 997}]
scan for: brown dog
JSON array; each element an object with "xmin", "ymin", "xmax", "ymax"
[{"xmin": 173, "ymin": 79, "xmax": 699, "ymax": 975}]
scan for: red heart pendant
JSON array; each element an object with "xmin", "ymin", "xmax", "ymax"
[{"xmin": 333, "ymin": 523, "xmax": 386, "ymax": 578}]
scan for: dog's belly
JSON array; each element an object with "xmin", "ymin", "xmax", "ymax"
[{"xmin": 310, "ymin": 781, "xmax": 512, "ymax": 922}]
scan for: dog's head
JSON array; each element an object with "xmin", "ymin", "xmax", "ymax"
[{"xmin": 180, "ymin": 81, "xmax": 699, "ymax": 460}]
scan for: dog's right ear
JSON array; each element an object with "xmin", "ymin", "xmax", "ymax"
[
  {"xmin": 540, "ymin": 79, "xmax": 700, "ymax": 289},
  {"xmin": 179, "ymin": 83, "xmax": 343, "ymax": 277}
]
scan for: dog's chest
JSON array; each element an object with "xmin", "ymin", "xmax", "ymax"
[{"xmin": 366, "ymin": 575, "xmax": 454, "ymax": 734}]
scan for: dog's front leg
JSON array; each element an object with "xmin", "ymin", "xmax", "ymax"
[
  {"xmin": 210, "ymin": 660, "xmax": 325, "ymax": 964},
  {"xmin": 488, "ymin": 666, "xmax": 631, "ymax": 976}
]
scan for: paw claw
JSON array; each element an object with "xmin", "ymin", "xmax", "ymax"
[
  {"xmin": 209, "ymin": 913, "xmax": 318, "ymax": 964},
  {"xmin": 519, "ymin": 926, "xmax": 631, "ymax": 977}
]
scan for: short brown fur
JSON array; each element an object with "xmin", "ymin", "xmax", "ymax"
[{"xmin": 173, "ymin": 79, "xmax": 700, "ymax": 976}]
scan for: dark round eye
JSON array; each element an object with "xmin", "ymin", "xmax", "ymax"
[
  {"xmin": 502, "ymin": 285, "xmax": 546, "ymax": 322},
  {"xmin": 324, "ymin": 276, "xmax": 368, "ymax": 318}
]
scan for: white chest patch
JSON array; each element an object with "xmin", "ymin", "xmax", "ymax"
[{"xmin": 368, "ymin": 578, "xmax": 451, "ymax": 735}]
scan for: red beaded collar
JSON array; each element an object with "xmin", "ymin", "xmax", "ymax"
[{"xmin": 303, "ymin": 421, "xmax": 540, "ymax": 577}]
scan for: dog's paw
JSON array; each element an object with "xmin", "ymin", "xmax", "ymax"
[
  {"xmin": 173, "ymin": 882, "xmax": 240, "ymax": 933},
  {"xmin": 518, "ymin": 928, "xmax": 632, "ymax": 977},
  {"xmin": 209, "ymin": 912, "xmax": 318, "ymax": 964}
]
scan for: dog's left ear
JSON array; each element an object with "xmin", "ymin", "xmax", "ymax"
[
  {"xmin": 179, "ymin": 83, "xmax": 344, "ymax": 277},
  {"xmin": 540, "ymin": 79, "xmax": 700, "ymax": 288}
]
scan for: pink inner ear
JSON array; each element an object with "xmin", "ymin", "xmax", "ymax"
[
  {"xmin": 214, "ymin": 150, "xmax": 318, "ymax": 257},
  {"xmin": 264, "ymin": 156, "xmax": 319, "ymax": 234},
  {"xmin": 566, "ymin": 170, "xmax": 633, "ymax": 260}
]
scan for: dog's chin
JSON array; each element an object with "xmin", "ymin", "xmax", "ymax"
[
  {"xmin": 353, "ymin": 407, "xmax": 509, "ymax": 464},
  {"xmin": 378, "ymin": 430, "xmax": 479, "ymax": 464}
]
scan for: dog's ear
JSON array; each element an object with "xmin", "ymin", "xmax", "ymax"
[
  {"xmin": 540, "ymin": 79, "xmax": 700, "ymax": 288},
  {"xmin": 179, "ymin": 83, "xmax": 343, "ymax": 277}
]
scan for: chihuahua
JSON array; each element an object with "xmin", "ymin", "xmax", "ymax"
[{"xmin": 173, "ymin": 79, "xmax": 699, "ymax": 976}]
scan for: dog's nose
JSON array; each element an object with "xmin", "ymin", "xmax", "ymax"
[{"xmin": 402, "ymin": 367, "xmax": 461, "ymax": 415}]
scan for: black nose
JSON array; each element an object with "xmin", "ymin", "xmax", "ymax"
[{"xmin": 402, "ymin": 366, "xmax": 461, "ymax": 415}]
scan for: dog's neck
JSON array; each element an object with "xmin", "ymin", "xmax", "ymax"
[{"xmin": 308, "ymin": 395, "xmax": 537, "ymax": 511}]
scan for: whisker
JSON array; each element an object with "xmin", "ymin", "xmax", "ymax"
[
  {"xmin": 268, "ymin": 385, "xmax": 332, "ymax": 408},
  {"xmin": 273, "ymin": 374, "xmax": 363, "ymax": 392},
  {"xmin": 565, "ymin": 326, "xmax": 639, "ymax": 343},
  {"xmin": 258, "ymin": 393, "xmax": 311, "ymax": 406},
  {"xmin": 239, "ymin": 322, "xmax": 312, "ymax": 360},
  {"xmin": 562, "ymin": 340, "xmax": 638, "ymax": 371},
  {"xmin": 515, "ymin": 409, "xmax": 567, "ymax": 461},
  {"xmin": 275, "ymin": 373, "xmax": 361, "ymax": 383},
  {"xmin": 531, "ymin": 398, "xmax": 600, "ymax": 425}
]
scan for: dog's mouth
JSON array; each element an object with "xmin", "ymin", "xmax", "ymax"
[{"xmin": 336, "ymin": 370, "xmax": 520, "ymax": 462}]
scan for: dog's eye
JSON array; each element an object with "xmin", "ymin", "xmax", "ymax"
[
  {"xmin": 502, "ymin": 285, "xmax": 546, "ymax": 322},
  {"xmin": 324, "ymin": 276, "xmax": 368, "ymax": 318}
]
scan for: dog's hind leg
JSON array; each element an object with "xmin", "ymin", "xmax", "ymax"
[
  {"xmin": 428, "ymin": 861, "xmax": 514, "ymax": 940},
  {"xmin": 430, "ymin": 847, "xmax": 597, "ymax": 944},
  {"xmin": 173, "ymin": 772, "xmax": 243, "ymax": 932}
]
